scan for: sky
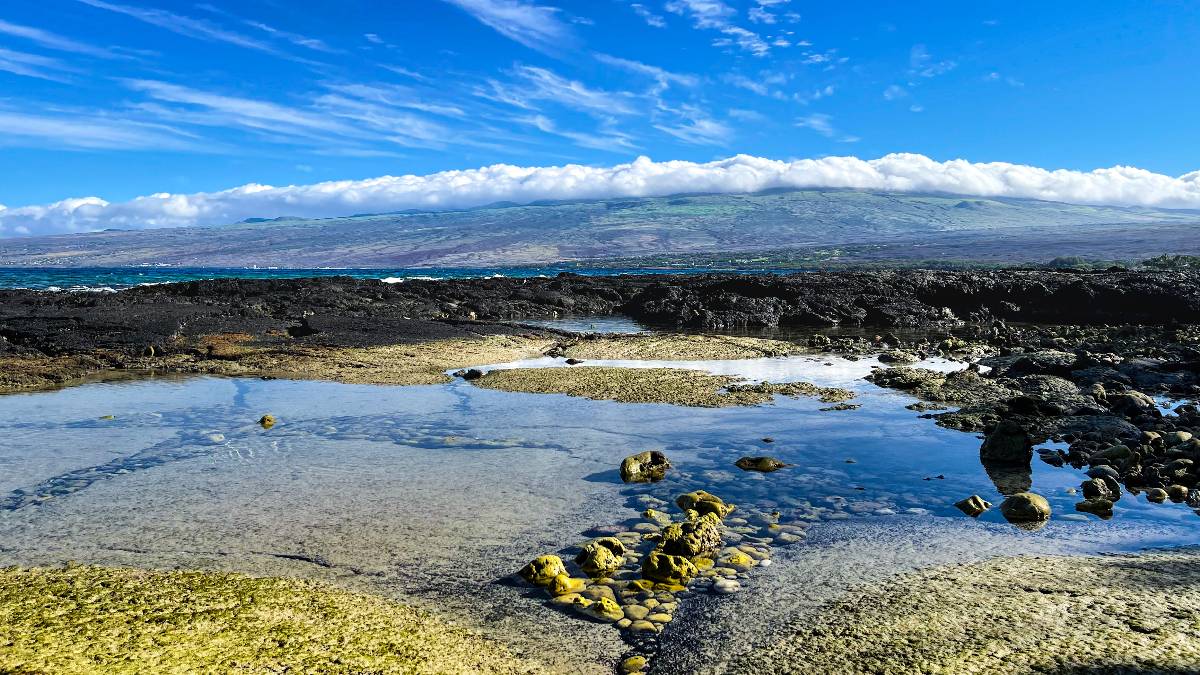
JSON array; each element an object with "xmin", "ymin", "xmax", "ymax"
[{"xmin": 1, "ymin": 0, "xmax": 1199, "ymax": 236}]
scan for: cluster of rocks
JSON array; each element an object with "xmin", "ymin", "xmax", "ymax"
[
  {"xmin": 516, "ymin": 451, "xmax": 809, "ymax": 670},
  {"xmin": 866, "ymin": 323, "xmax": 1199, "ymax": 520}
]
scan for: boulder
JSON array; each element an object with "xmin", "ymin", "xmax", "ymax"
[
  {"xmin": 1145, "ymin": 488, "xmax": 1169, "ymax": 503},
  {"xmin": 1075, "ymin": 499, "xmax": 1114, "ymax": 518},
  {"xmin": 518, "ymin": 555, "xmax": 567, "ymax": 586},
  {"xmin": 980, "ymin": 419, "xmax": 1033, "ymax": 465},
  {"xmin": 258, "ymin": 414, "xmax": 276, "ymax": 429},
  {"xmin": 658, "ymin": 512, "xmax": 723, "ymax": 558},
  {"xmin": 579, "ymin": 596, "xmax": 624, "ymax": 622},
  {"xmin": 547, "ymin": 574, "xmax": 586, "ymax": 596},
  {"xmin": 620, "ymin": 451, "xmax": 671, "ymax": 484},
  {"xmin": 675, "ymin": 490, "xmax": 735, "ymax": 518},
  {"xmin": 954, "ymin": 495, "xmax": 992, "ymax": 517},
  {"xmin": 1108, "ymin": 390, "xmax": 1159, "ymax": 417},
  {"xmin": 734, "ymin": 456, "xmax": 790, "ymax": 472},
  {"xmin": 999, "ymin": 492, "xmax": 1051, "ymax": 523},
  {"xmin": 1081, "ymin": 478, "xmax": 1113, "ymax": 500},
  {"xmin": 574, "ymin": 538, "xmax": 625, "ymax": 578},
  {"xmin": 641, "ymin": 550, "xmax": 698, "ymax": 585}
]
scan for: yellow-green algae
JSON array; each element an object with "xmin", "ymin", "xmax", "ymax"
[
  {"xmin": 0, "ymin": 565, "xmax": 545, "ymax": 674},
  {"xmin": 559, "ymin": 334, "xmax": 798, "ymax": 361},
  {"xmin": 739, "ymin": 549, "xmax": 1200, "ymax": 674},
  {"xmin": 474, "ymin": 366, "xmax": 854, "ymax": 408}
]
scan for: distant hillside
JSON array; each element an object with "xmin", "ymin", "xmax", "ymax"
[{"xmin": 0, "ymin": 189, "xmax": 1197, "ymax": 268}]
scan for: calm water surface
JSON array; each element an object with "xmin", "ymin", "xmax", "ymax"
[{"xmin": 0, "ymin": 354, "xmax": 1195, "ymax": 666}]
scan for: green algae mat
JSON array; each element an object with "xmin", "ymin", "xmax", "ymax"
[{"xmin": 0, "ymin": 565, "xmax": 541, "ymax": 674}]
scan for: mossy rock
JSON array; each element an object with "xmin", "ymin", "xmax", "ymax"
[
  {"xmin": 620, "ymin": 451, "xmax": 671, "ymax": 483},
  {"xmin": 574, "ymin": 539, "xmax": 625, "ymax": 578},
  {"xmin": 519, "ymin": 555, "xmax": 567, "ymax": 586},
  {"xmin": 547, "ymin": 574, "xmax": 586, "ymax": 596},
  {"xmin": 642, "ymin": 551, "xmax": 699, "ymax": 585},
  {"xmin": 658, "ymin": 512, "xmax": 723, "ymax": 558},
  {"xmin": 676, "ymin": 490, "xmax": 735, "ymax": 518},
  {"xmin": 0, "ymin": 565, "xmax": 540, "ymax": 674}
]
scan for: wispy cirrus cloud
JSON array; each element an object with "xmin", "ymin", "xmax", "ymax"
[
  {"xmin": 0, "ymin": 47, "xmax": 76, "ymax": 82},
  {"xmin": 439, "ymin": 0, "xmax": 573, "ymax": 55},
  {"xmin": 665, "ymin": 0, "xmax": 770, "ymax": 56},
  {"xmin": 629, "ymin": 3, "xmax": 666, "ymax": 28},
  {"xmin": 76, "ymin": 0, "xmax": 292, "ymax": 58},
  {"xmin": 518, "ymin": 114, "xmax": 638, "ymax": 153},
  {"xmin": 0, "ymin": 18, "xmax": 116, "ymax": 58},
  {"xmin": 654, "ymin": 105, "xmax": 732, "ymax": 145},
  {"xmin": 481, "ymin": 65, "xmax": 638, "ymax": 116},
  {"xmin": 594, "ymin": 53, "xmax": 699, "ymax": 91},
  {"xmin": 0, "ymin": 109, "xmax": 201, "ymax": 151}
]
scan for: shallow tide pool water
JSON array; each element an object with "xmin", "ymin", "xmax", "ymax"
[{"xmin": 1, "ymin": 354, "xmax": 1197, "ymax": 671}]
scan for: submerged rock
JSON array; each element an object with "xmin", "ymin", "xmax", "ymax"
[
  {"xmin": 954, "ymin": 495, "xmax": 992, "ymax": 517},
  {"xmin": 735, "ymin": 456, "xmax": 790, "ymax": 472},
  {"xmin": 999, "ymin": 492, "xmax": 1051, "ymax": 523},
  {"xmin": 258, "ymin": 414, "xmax": 276, "ymax": 429},
  {"xmin": 620, "ymin": 451, "xmax": 671, "ymax": 483},
  {"xmin": 1075, "ymin": 499, "xmax": 1114, "ymax": 518},
  {"xmin": 518, "ymin": 555, "xmax": 567, "ymax": 586},
  {"xmin": 675, "ymin": 490, "xmax": 735, "ymax": 518}
]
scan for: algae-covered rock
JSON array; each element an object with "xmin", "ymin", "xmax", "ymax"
[
  {"xmin": 642, "ymin": 550, "xmax": 699, "ymax": 585},
  {"xmin": 547, "ymin": 574, "xmax": 586, "ymax": 597},
  {"xmin": 675, "ymin": 490, "xmax": 735, "ymax": 518},
  {"xmin": 735, "ymin": 456, "xmax": 790, "ymax": 472},
  {"xmin": 621, "ymin": 450, "xmax": 671, "ymax": 483},
  {"xmin": 999, "ymin": 492, "xmax": 1051, "ymax": 523},
  {"xmin": 620, "ymin": 655, "xmax": 648, "ymax": 673},
  {"xmin": 721, "ymin": 551, "xmax": 755, "ymax": 571},
  {"xmin": 658, "ymin": 512, "xmax": 723, "ymax": 558},
  {"xmin": 954, "ymin": 495, "xmax": 991, "ymax": 517},
  {"xmin": 580, "ymin": 596, "xmax": 624, "ymax": 622},
  {"xmin": 518, "ymin": 555, "xmax": 567, "ymax": 586},
  {"xmin": 575, "ymin": 538, "xmax": 626, "ymax": 578},
  {"xmin": 258, "ymin": 414, "xmax": 276, "ymax": 429},
  {"xmin": 1075, "ymin": 499, "xmax": 1114, "ymax": 518}
]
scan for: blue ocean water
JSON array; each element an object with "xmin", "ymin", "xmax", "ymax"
[{"xmin": 0, "ymin": 266, "xmax": 767, "ymax": 291}]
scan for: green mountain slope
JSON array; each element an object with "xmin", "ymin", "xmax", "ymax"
[{"xmin": 0, "ymin": 190, "xmax": 1196, "ymax": 267}]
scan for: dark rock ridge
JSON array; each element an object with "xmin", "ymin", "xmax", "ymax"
[{"xmin": 0, "ymin": 270, "xmax": 1197, "ymax": 359}]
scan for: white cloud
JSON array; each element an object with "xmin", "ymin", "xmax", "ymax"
[
  {"xmin": 0, "ymin": 110, "xmax": 201, "ymax": 152},
  {"xmin": 439, "ymin": 0, "xmax": 572, "ymax": 54},
  {"xmin": 0, "ymin": 18, "xmax": 116, "ymax": 58},
  {"xmin": 629, "ymin": 3, "xmax": 666, "ymax": 28},
  {"xmin": 795, "ymin": 113, "xmax": 835, "ymax": 137},
  {"xmin": 883, "ymin": 84, "xmax": 907, "ymax": 100},
  {"xmin": 5, "ymin": 154, "xmax": 1200, "ymax": 237},
  {"xmin": 665, "ymin": 0, "xmax": 770, "ymax": 56},
  {"xmin": 485, "ymin": 65, "xmax": 638, "ymax": 116},
  {"xmin": 77, "ymin": 0, "xmax": 289, "ymax": 57},
  {"xmin": 0, "ymin": 47, "xmax": 76, "ymax": 82},
  {"xmin": 910, "ymin": 44, "xmax": 956, "ymax": 78},
  {"xmin": 594, "ymin": 54, "xmax": 698, "ymax": 90}
]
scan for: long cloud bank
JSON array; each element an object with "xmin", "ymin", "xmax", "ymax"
[{"xmin": 3, "ymin": 153, "xmax": 1200, "ymax": 237}]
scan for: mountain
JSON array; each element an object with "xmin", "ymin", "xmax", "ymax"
[{"xmin": 0, "ymin": 189, "xmax": 1197, "ymax": 268}]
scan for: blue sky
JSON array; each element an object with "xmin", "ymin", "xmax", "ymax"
[{"xmin": 0, "ymin": 0, "xmax": 1198, "ymax": 210}]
